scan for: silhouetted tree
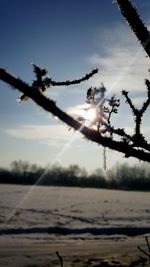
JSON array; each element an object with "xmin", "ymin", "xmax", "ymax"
[
  {"xmin": 0, "ymin": 0, "xmax": 150, "ymax": 163},
  {"xmin": 107, "ymin": 162, "xmax": 150, "ymax": 190},
  {"xmin": 1, "ymin": 160, "xmax": 150, "ymax": 190},
  {"xmin": 10, "ymin": 160, "xmax": 30, "ymax": 173}
]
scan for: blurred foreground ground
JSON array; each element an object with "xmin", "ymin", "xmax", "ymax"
[{"xmin": 0, "ymin": 235, "xmax": 149, "ymax": 267}]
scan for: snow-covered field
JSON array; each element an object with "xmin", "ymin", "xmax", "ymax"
[
  {"xmin": 0, "ymin": 184, "xmax": 150, "ymax": 237},
  {"xmin": 0, "ymin": 184, "xmax": 150, "ymax": 266}
]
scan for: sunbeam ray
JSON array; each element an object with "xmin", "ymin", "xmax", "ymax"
[{"xmin": 5, "ymin": 45, "xmax": 141, "ymax": 225}]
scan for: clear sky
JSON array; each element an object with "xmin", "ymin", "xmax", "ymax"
[{"xmin": 0, "ymin": 0, "xmax": 150, "ymax": 172}]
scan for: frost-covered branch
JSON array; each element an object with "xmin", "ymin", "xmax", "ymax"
[
  {"xmin": 17, "ymin": 65, "xmax": 98, "ymax": 102},
  {"xmin": 122, "ymin": 80, "xmax": 150, "ymax": 146},
  {"xmin": 0, "ymin": 67, "xmax": 150, "ymax": 163},
  {"xmin": 115, "ymin": 0, "xmax": 150, "ymax": 57},
  {"xmin": 1, "ymin": 0, "xmax": 150, "ymax": 164}
]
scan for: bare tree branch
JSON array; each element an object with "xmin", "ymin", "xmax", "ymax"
[
  {"xmin": 141, "ymin": 79, "xmax": 150, "ymax": 114},
  {"xmin": 17, "ymin": 66, "xmax": 98, "ymax": 102},
  {"xmin": 122, "ymin": 90, "xmax": 137, "ymax": 115},
  {"xmin": 107, "ymin": 125, "xmax": 150, "ymax": 152},
  {"xmin": 0, "ymin": 68, "xmax": 150, "ymax": 163},
  {"xmin": 115, "ymin": 0, "xmax": 150, "ymax": 57},
  {"xmin": 1, "ymin": 0, "xmax": 150, "ymax": 165},
  {"xmin": 122, "ymin": 87, "xmax": 150, "ymax": 144},
  {"xmin": 48, "ymin": 68, "xmax": 99, "ymax": 86}
]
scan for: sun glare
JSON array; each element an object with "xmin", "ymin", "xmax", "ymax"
[
  {"xmin": 85, "ymin": 108, "xmax": 96, "ymax": 122},
  {"xmin": 78, "ymin": 106, "xmax": 96, "ymax": 122},
  {"xmin": 69, "ymin": 104, "xmax": 97, "ymax": 124}
]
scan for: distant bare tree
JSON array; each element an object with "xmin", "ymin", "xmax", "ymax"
[{"xmin": 0, "ymin": 0, "xmax": 150, "ymax": 163}]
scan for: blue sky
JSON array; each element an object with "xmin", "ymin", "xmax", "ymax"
[{"xmin": 0, "ymin": 0, "xmax": 150, "ymax": 172}]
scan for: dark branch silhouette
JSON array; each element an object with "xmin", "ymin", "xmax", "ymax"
[
  {"xmin": 116, "ymin": 0, "xmax": 150, "ymax": 57},
  {"xmin": 56, "ymin": 252, "xmax": 64, "ymax": 267},
  {"xmin": 18, "ymin": 66, "xmax": 98, "ymax": 102},
  {"xmin": 0, "ymin": 67, "xmax": 150, "ymax": 163},
  {"xmin": 137, "ymin": 236, "xmax": 150, "ymax": 261},
  {"xmin": 0, "ymin": 0, "xmax": 150, "ymax": 163}
]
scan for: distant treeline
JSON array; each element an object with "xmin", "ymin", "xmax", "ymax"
[{"xmin": 0, "ymin": 160, "xmax": 150, "ymax": 191}]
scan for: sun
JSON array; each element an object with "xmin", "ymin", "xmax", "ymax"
[
  {"xmin": 85, "ymin": 108, "xmax": 96, "ymax": 122},
  {"xmin": 68, "ymin": 104, "xmax": 97, "ymax": 124},
  {"xmin": 78, "ymin": 105, "xmax": 96, "ymax": 122}
]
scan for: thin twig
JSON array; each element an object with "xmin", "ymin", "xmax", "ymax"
[
  {"xmin": 122, "ymin": 90, "xmax": 137, "ymax": 115},
  {"xmin": 48, "ymin": 68, "xmax": 98, "ymax": 86},
  {"xmin": 0, "ymin": 68, "xmax": 150, "ymax": 163},
  {"xmin": 137, "ymin": 236, "xmax": 150, "ymax": 261},
  {"xmin": 137, "ymin": 245, "xmax": 149, "ymax": 258},
  {"xmin": 56, "ymin": 251, "xmax": 63, "ymax": 267},
  {"xmin": 146, "ymin": 236, "xmax": 150, "ymax": 260}
]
